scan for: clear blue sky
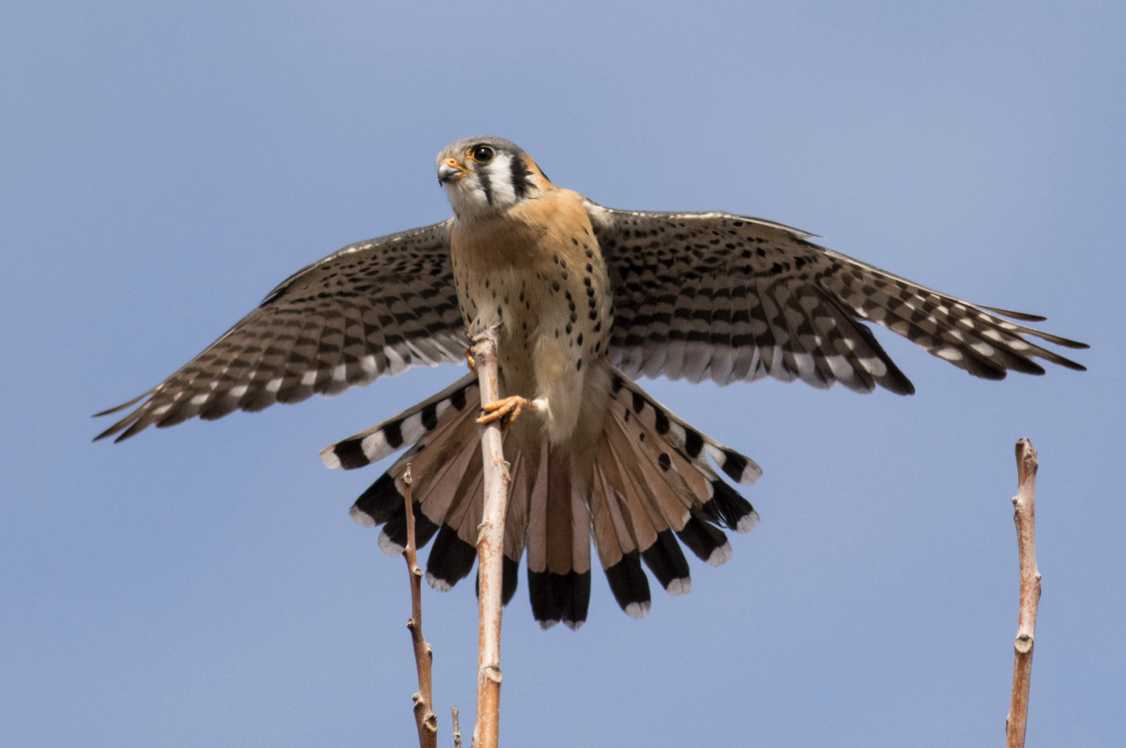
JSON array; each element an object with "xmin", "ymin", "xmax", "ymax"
[{"xmin": 3, "ymin": 2, "xmax": 1123, "ymax": 746}]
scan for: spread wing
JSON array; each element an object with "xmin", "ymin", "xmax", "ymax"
[
  {"xmin": 96, "ymin": 220, "xmax": 468, "ymax": 442},
  {"xmin": 586, "ymin": 201, "xmax": 1087, "ymax": 393}
]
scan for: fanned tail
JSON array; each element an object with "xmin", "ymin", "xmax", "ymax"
[
  {"xmin": 320, "ymin": 364, "xmax": 763, "ymax": 628},
  {"xmin": 587, "ymin": 367, "xmax": 760, "ymax": 621}
]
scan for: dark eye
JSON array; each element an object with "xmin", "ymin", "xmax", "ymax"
[{"xmin": 471, "ymin": 145, "xmax": 495, "ymax": 163}]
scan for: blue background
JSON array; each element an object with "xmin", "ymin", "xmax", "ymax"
[{"xmin": 3, "ymin": 2, "xmax": 1123, "ymax": 745}]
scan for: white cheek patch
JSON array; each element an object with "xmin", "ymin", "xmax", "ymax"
[{"xmin": 485, "ymin": 153, "xmax": 518, "ymax": 207}]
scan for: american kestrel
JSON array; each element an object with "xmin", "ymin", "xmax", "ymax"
[{"xmin": 98, "ymin": 136, "xmax": 1086, "ymax": 628}]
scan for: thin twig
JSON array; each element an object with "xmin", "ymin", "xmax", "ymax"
[
  {"xmin": 471, "ymin": 328, "xmax": 510, "ymax": 748},
  {"xmin": 451, "ymin": 706, "xmax": 462, "ymax": 748},
  {"xmin": 1005, "ymin": 438, "xmax": 1041, "ymax": 748},
  {"xmin": 403, "ymin": 465, "xmax": 438, "ymax": 748}
]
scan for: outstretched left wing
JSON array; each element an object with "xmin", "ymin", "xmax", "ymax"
[
  {"xmin": 96, "ymin": 220, "xmax": 467, "ymax": 442},
  {"xmin": 586, "ymin": 201, "xmax": 1086, "ymax": 393}
]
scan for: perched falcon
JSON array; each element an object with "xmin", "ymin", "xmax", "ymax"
[{"xmin": 98, "ymin": 136, "xmax": 1086, "ymax": 628}]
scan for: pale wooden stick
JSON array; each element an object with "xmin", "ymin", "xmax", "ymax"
[
  {"xmin": 403, "ymin": 466, "xmax": 438, "ymax": 748},
  {"xmin": 471, "ymin": 328, "xmax": 510, "ymax": 748},
  {"xmin": 452, "ymin": 706, "xmax": 462, "ymax": 748},
  {"xmin": 1005, "ymin": 438, "xmax": 1041, "ymax": 748}
]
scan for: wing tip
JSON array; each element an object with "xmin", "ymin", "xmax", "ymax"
[
  {"xmin": 1056, "ymin": 337, "xmax": 1090, "ymax": 351},
  {"xmin": 92, "ymin": 426, "xmax": 117, "ymax": 443},
  {"xmin": 93, "ymin": 395, "xmax": 151, "ymax": 442},
  {"xmin": 92, "ymin": 392, "xmax": 149, "ymax": 419},
  {"xmin": 980, "ymin": 305, "xmax": 1047, "ymax": 322}
]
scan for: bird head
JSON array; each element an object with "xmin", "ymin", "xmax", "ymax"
[{"xmin": 436, "ymin": 136, "xmax": 553, "ymax": 220}]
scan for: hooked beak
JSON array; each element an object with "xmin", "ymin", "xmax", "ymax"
[{"xmin": 437, "ymin": 158, "xmax": 466, "ymax": 185}]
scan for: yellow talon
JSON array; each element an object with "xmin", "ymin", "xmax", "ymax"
[
  {"xmin": 465, "ymin": 349, "xmax": 477, "ymax": 373},
  {"xmin": 477, "ymin": 396, "xmax": 535, "ymax": 429}
]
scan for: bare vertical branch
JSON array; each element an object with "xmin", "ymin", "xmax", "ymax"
[
  {"xmin": 452, "ymin": 706, "xmax": 462, "ymax": 748},
  {"xmin": 471, "ymin": 328, "xmax": 510, "ymax": 748},
  {"xmin": 1006, "ymin": 438, "xmax": 1041, "ymax": 748},
  {"xmin": 403, "ymin": 466, "xmax": 438, "ymax": 748}
]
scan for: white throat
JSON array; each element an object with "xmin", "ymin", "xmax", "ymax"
[{"xmin": 444, "ymin": 152, "xmax": 524, "ymax": 222}]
